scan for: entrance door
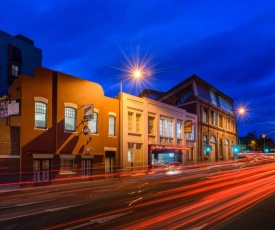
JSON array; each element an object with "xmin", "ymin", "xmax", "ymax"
[
  {"xmin": 105, "ymin": 151, "xmax": 115, "ymax": 177},
  {"xmin": 33, "ymin": 159, "xmax": 51, "ymax": 182},
  {"xmin": 82, "ymin": 159, "xmax": 92, "ymax": 179}
]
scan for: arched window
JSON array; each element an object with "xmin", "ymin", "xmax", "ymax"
[
  {"xmin": 210, "ymin": 135, "xmax": 216, "ymax": 143},
  {"xmin": 203, "ymin": 134, "xmax": 207, "ymax": 146},
  {"xmin": 225, "ymin": 138, "xmax": 229, "ymax": 145}
]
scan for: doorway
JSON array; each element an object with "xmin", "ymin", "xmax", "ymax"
[
  {"xmin": 105, "ymin": 151, "xmax": 115, "ymax": 177},
  {"xmin": 33, "ymin": 159, "xmax": 51, "ymax": 182},
  {"xmin": 82, "ymin": 159, "xmax": 92, "ymax": 179}
]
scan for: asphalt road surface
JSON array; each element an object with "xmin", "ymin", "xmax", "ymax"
[{"xmin": 1, "ymin": 156, "xmax": 274, "ymax": 230}]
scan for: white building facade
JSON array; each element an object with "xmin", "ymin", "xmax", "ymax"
[{"xmin": 119, "ymin": 92, "xmax": 197, "ymax": 173}]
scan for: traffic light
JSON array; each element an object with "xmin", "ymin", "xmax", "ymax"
[
  {"xmin": 233, "ymin": 145, "xmax": 239, "ymax": 154},
  {"xmin": 205, "ymin": 144, "xmax": 212, "ymax": 154},
  {"xmin": 264, "ymin": 148, "xmax": 269, "ymax": 153}
]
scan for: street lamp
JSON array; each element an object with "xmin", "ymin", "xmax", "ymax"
[
  {"xmin": 119, "ymin": 69, "xmax": 143, "ymax": 174},
  {"xmin": 120, "ymin": 70, "xmax": 142, "ymax": 93}
]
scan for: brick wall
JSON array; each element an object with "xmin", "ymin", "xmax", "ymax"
[{"xmin": 0, "ymin": 126, "xmax": 20, "ymax": 155}]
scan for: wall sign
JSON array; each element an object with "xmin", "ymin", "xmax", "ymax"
[
  {"xmin": 84, "ymin": 104, "xmax": 94, "ymax": 120},
  {"xmin": 184, "ymin": 120, "xmax": 192, "ymax": 133},
  {"xmin": 83, "ymin": 125, "xmax": 91, "ymax": 135}
]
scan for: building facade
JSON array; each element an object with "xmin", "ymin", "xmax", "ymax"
[
  {"xmin": 0, "ymin": 30, "xmax": 42, "ymax": 96},
  {"xmin": 119, "ymin": 92, "xmax": 197, "ymax": 173},
  {"xmin": 156, "ymin": 74, "xmax": 238, "ymax": 162},
  {"xmin": 0, "ymin": 67, "xmax": 119, "ymax": 185}
]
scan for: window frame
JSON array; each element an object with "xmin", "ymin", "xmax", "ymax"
[
  {"xmin": 88, "ymin": 111, "xmax": 98, "ymax": 134},
  {"xmin": 34, "ymin": 101, "xmax": 47, "ymax": 129},
  {"xmin": 109, "ymin": 115, "xmax": 116, "ymax": 136},
  {"xmin": 64, "ymin": 107, "xmax": 77, "ymax": 132}
]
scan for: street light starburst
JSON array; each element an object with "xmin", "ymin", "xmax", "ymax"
[{"xmin": 111, "ymin": 41, "xmax": 160, "ymax": 95}]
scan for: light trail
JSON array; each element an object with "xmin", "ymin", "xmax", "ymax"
[{"xmin": 1, "ymin": 159, "xmax": 275, "ymax": 230}]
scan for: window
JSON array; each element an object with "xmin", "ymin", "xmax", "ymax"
[
  {"xmin": 219, "ymin": 96, "xmax": 233, "ymax": 114},
  {"xmin": 60, "ymin": 159, "xmax": 74, "ymax": 174},
  {"xmin": 148, "ymin": 116, "xmax": 155, "ymax": 135},
  {"xmin": 65, "ymin": 107, "xmax": 76, "ymax": 132},
  {"xmin": 164, "ymin": 120, "xmax": 168, "ymax": 137},
  {"xmin": 230, "ymin": 119, "xmax": 235, "ymax": 131},
  {"xmin": 177, "ymin": 122, "xmax": 182, "ymax": 139},
  {"xmin": 219, "ymin": 114, "xmax": 223, "ymax": 128},
  {"xmin": 12, "ymin": 64, "xmax": 19, "ymax": 78},
  {"xmin": 88, "ymin": 112, "xmax": 98, "ymax": 133},
  {"xmin": 203, "ymin": 107, "xmax": 208, "ymax": 123},
  {"xmin": 12, "ymin": 46, "xmax": 22, "ymax": 62},
  {"xmin": 109, "ymin": 115, "xmax": 116, "ymax": 136},
  {"xmin": 35, "ymin": 102, "xmax": 47, "ymax": 128},
  {"xmin": 169, "ymin": 121, "xmax": 173, "ymax": 137},
  {"xmin": 128, "ymin": 112, "xmax": 133, "ymax": 132},
  {"xmin": 160, "ymin": 118, "xmax": 173, "ymax": 138},
  {"xmin": 136, "ymin": 114, "xmax": 141, "ymax": 133},
  {"xmin": 159, "ymin": 119, "xmax": 163, "ymax": 136},
  {"xmin": 210, "ymin": 91, "xmax": 217, "ymax": 105},
  {"xmin": 210, "ymin": 135, "xmax": 216, "ymax": 143},
  {"xmin": 210, "ymin": 110, "xmax": 217, "ymax": 126},
  {"xmin": 128, "ymin": 143, "xmax": 133, "ymax": 162},
  {"xmin": 226, "ymin": 118, "xmax": 230, "ymax": 130},
  {"xmin": 186, "ymin": 125, "xmax": 195, "ymax": 141}
]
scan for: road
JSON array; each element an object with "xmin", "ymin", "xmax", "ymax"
[{"xmin": 0, "ymin": 155, "xmax": 274, "ymax": 230}]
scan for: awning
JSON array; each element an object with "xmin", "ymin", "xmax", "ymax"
[
  {"xmin": 150, "ymin": 145, "xmax": 190, "ymax": 151},
  {"xmin": 32, "ymin": 154, "xmax": 54, "ymax": 159}
]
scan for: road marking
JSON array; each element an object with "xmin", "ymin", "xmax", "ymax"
[
  {"xmin": 0, "ymin": 202, "xmax": 88, "ymax": 222},
  {"xmin": 16, "ymin": 199, "xmax": 55, "ymax": 206},
  {"xmin": 64, "ymin": 211, "xmax": 134, "ymax": 230},
  {"xmin": 45, "ymin": 203, "xmax": 87, "ymax": 212},
  {"xmin": 0, "ymin": 199, "xmax": 55, "ymax": 210}
]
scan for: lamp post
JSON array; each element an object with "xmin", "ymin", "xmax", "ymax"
[{"xmin": 119, "ymin": 70, "xmax": 143, "ymax": 174}]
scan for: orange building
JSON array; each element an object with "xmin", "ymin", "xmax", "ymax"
[{"xmin": 0, "ymin": 67, "xmax": 119, "ymax": 185}]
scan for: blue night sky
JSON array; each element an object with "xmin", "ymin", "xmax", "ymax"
[{"xmin": 2, "ymin": 0, "xmax": 275, "ymax": 139}]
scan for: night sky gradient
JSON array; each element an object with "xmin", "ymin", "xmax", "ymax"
[{"xmin": 2, "ymin": 0, "xmax": 275, "ymax": 139}]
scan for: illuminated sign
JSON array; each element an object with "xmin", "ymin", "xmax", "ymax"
[{"xmin": 184, "ymin": 120, "xmax": 192, "ymax": 133}]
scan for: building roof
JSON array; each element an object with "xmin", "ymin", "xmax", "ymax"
[{"xmin": 157, "ymin": 74, "xmax": 234, "ymax": 103}]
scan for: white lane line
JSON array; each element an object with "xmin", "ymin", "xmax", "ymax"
[
  {"xmin": 0, "ymin": 203, "xmax": 88, "ymax": 222},
  {"xmin": 45, "ymin": 203, "xmax": 87, "ymax": 212},
  {"xmin": 64, "ymin": 211, "xmax": 134, "ymax": 230},
  {"xmin": 17, "ymin": 199, "xmax": 55, "ymax": 206},
  {"xmin": 0, "ymin": 199, "xmax": 55, "ymax": 210}
]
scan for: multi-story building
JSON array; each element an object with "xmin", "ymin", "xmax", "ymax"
[
  {"xmin": 119, "ymin": 92, "xmax": 197, "ymax": 173},
  {"xmin": 152, "ymin": 74, "xmax": 238, "ymax": 162},
  {"xmin": 0, "ymin": 67, "xmax": 119, "ymax": 185},
  {"xmin": 0, "ymin": 30, "xmax": 42, "ymax": 96}
]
